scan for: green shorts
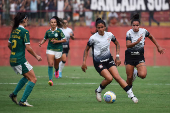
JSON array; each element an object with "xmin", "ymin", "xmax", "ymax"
[{"xmin": 12, "ymin": 61, "xmax": 33, "ymax": 75}]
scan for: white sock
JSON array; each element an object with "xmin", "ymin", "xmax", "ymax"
[
  {"xmin": 133, "ymin": 68, "xmax": 138, "ymax": 76},
  {"xmin": 96, "ymin": 86, "xmax": 102, "ymax": 93},
  {"xmin": 59, "ymin": 61, "xmax": 65, "ymax": 72},
  {"xmin": 127, "ymin": 88, "xmax": 135, "ymax": 98}
]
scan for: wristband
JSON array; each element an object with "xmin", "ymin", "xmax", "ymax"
[{"xmin": 116, "ymin": 54, "xmax": 119, "ymax": 57}]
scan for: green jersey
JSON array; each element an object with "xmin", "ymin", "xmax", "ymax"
[
  {"xmin": 44, "ymin": 28, "xmax": 65, "ymax": 52},
  {"xmin": 8, "ymin": 25, "xmax": 30, "ymax": 66}
]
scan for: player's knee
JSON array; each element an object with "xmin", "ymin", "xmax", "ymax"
[
  {"xmin": 107, "ymin": 77, "xmax": 113, "ymax": 83},
  {"xmin": 48, "ymin": 63, "xmax": 54, "ymax": 67},
  {"xmin": 139, "ymin": 73, "xmax": 147, "ymax": 79}
]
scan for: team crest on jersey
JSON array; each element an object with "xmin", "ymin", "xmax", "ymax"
[
  {"xmin": 55, "ymin": 33, "xmax": 58, "ymax": 37},
  {"xmin": 98, "ymin": 64, "xmax": 103, "ymax": 69}
]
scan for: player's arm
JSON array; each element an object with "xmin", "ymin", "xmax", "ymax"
[
  {"xmin": 126, "ymin": 36, "xmax": 143, "ymax": 48},
  {"xmin": 70, "ymin": 33, "xmax": 75, "ymax": 40},
  {"xmin": 8, "ymin": 42, "xmax": 12, "ymax": 50},
  {"xmin": 81, "ymin": 45, "xmax": 90, "ymax": 72},
  {"xmin": 51, "ymin": 38, "xmax": 66, "ymax": 44},
  {"xmin": 113, "ymin": 40, "xmax": 121, "ymax": 66},
  {"xmin": 148, "ymin": 34, "xmax": 165, "ymax": 54},
  {"xmin": 26, "ymin": 44, "xmax": 42, "ymax": 61},
  {"xmin": 39, "ymin": 39, "xmax": 46, "ymax": 47}
]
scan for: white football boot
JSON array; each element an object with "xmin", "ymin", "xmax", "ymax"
[{"xmin": 95, "ymin": 89, "xmax": 102, "ymax": 102}]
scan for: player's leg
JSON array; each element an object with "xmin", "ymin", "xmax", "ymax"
[
  {"xmin": 125, "ymin": 64, "xmax": 135, "ymax": 88},
  {"xmin": 59, "ymin": 53, "xmax": 67, "ymax": 77},
  {"xmin": 95, "ymin": 69, "xmax": 113, "ymax": 102},
  {"xmin": 108, "ymin": 66, "xmax": 138, "ymax": 103},
  {"xmin": 136, "ymin": 62, "xmax": 147, "ymax": 79},
  {"xmin": 18, "ymin": 69, "xmax": 37, "ymax": 107},
  {"xmin": 46, "ymin": 53, "xmax": 55, "ymax": 85},
  {"xmin": 54, "ymin": 52, "xmax": 62, "ymax": 78}
]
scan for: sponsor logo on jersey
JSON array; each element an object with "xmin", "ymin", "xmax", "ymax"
[
  {"xmin": 55, "ymin": 33, "xmax": 58, "ymax": 37},
  {"xmin": 98, "ymin": 64, "xmax": 103, "ymax": 69}
]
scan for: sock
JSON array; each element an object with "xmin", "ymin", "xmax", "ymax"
[
  {"xmin": 96, "ymin": 84, "xmax": 106, "ymax": 93},
  {"xmin": 124, "ymin": 85, "xmax": 135, "ymax": 98},
  {"xmin": 129, "ymin": 85, "xmax": 133, "ymax": 89},
  {"xmin": 48, "ymin": 66, "xmax": 53, "ymax": 80},
  {"xmin": 55, "ymin": 67, "xmax": 59, "ymax": 72},
  {"xmin": 134, "ymin": 68, "xmax": 138, "ymax": 77},
  {"xmin": 21, "ymin": 81, "xmax": 35, "ymax": 102},
  {"xmin": 13, "ymin": 77, "xmax": 28, "ymax": 95},
  {"xmin": 59, "ymin": 61, "xmax": 65, "ymax": 72}
]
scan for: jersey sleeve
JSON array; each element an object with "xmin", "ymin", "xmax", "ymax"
[
  {"xmin": 24, "ymin": 30, "xmax": 30, "ymax": 44},
  {"xmin": 126, "ymin": 32, "xmax": 131, "ymax": 41},
  {"xmin": 44, "ymin": 31, "xmax": 48, "ymax": 40},
  {"xmin": 8, "ymin": 34, "xmax": 12, "ymax": 43},
  {"xmin": 145, "ymin": 29, "xmax": 150, "ymax": 37},
  {"xmin": 87, "ymin": 36, "xmax": 94, "ymax": 47},
  {"xmin": 111, "ymin": 35, "xmax": 116, "ymax": 42},
  {"xmin": 60, "ymin": 30, "xmax": 66, "ymax": 39}
]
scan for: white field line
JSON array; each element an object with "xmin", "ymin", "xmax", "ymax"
[{"xmin": 0, "ymin": 83, "xmax": 170, "ymax": 85}]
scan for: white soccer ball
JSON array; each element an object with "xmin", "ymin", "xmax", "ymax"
[{"xmin": 103, "ymin": 91, "xmax": 116, "ymax": 103}]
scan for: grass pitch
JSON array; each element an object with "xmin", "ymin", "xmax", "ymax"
[{"xmin": 0, "ymin": 66, "xmax": 170, "ymax": 113}]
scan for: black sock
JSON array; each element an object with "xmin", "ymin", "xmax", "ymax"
[{"xmin": 123, "ymin": 85, "xmax": 130, "ymax": 92}]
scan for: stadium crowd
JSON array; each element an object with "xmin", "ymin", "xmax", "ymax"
[{"xmin": 0, "ymin": 0, "xmax": 169, "ymax": 27}]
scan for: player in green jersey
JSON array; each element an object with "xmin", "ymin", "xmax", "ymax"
[
  {"xmin": 39, "ymin": 16, "xmax": 66, "ymax": 86},
  {"xmin": 8, "ymin": 12, "xmax": 42, "ymax": 107}
]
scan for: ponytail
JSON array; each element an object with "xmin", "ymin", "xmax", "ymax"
[
  {"xmin": 50, "ymin": 16, "xmax": 65, "ymax": 28},
  {"xmin": 11, "ymin": 12, "xmax": 27, "ymax": 33}
]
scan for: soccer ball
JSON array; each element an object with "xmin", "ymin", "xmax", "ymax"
[{"xmin": 103, "ymin": 91, "xmax": 116, "ymax": 103}]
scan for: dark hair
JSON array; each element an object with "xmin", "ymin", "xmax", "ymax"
[
  {"xmin": 95, "ymin": 18, "xmax": 106, "ymax": 27},
  {"xmin": 50, "ymin": 16, "xmax": 65, "ymax": 28},
  {"xmin": 11, "ymin": 12, "xmax": 27, "ymax": 33},
  {"xmin": 131, "ymin": 13, "xmax": 140, "ymax": 25},
  {"xmin": 91, "ymin": 18, "xmax": 106, "ymax": 34}
]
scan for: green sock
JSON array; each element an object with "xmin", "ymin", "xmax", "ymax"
[
  {"xmin": 48, "ymin": 66, "xmax": 53, "ymax": 80},
  {"xmin": 21, "ymin": 81, "xmax": 35, "ymax": 102},
  {"xmin": 13, "ymin": 77, "xmax": 28, "ymax": 95}
]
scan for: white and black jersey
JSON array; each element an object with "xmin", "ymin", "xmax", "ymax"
[
  {"xmin": 60, "ymin": 27, "xmax": 73, "ymax": 47},
  {"xmin": 125, "ymin": 28, "xmax": 150, "ymax": 66},
  {"xmin": 87, "ymin": 31, "xmax": 116, "ymax": 63},
  {"xmin": 126, "ymin": 28, "xmax": 150, "ymax": 52}
]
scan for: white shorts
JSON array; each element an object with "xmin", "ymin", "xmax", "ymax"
[
  {"xmin": 46, "ymin": 50, "xmax": 62, "ymax": 59},
  {"xmin": 12, "ymin": 61, "xmax": 33, "ymax": 75}
]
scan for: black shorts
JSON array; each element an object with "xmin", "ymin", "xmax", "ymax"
[
  {"xmin": 62, "ymin": 45, "xmax": 69, "ymax": 55},
  {"xmin": 124, "ymin": 50, "xmax": 145, "ymax": 67},
  {"xmin": 94, "ymin": 56, "xmax": 116, "ymax": 74}
]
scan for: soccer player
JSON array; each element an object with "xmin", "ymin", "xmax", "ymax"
[
  {"xmin": 39, "ymin": 16, "xmax": 66, "ymax": 86},
  {"xmin": 56, "ymin": 19, "xmax": 75, "ymax": 78},
  {"xmin": 125, "ymin": 14, "xmax": 165, "ymax": 90},
  {"xmin": 8, "ymin": 12, "xmax": 42, "ymax": 107},
  {"xmin": 81, "ymin": 18, "xmax": 138, "ymax": 103}
]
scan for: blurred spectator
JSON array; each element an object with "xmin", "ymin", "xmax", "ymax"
[
  {"xmin": 120, "ymin": 13, "xmax": 129, "ymax": 26},
  {"xmin": 30, "ymin": 0, "xmax": 38, "ymax": 26},
  {"xmin": 9, "ymin": 0, "xmax": 17, "ymax": 20},
  {"xmin": 79, "ymin": 0, "xmax": 85, "ymax": 26},
  {"xmin": 108, "ymin": 11, "xmax": 118, "ymax": 26},
  {"xmin": 72, "ymin": 0, "xmax": 79, "ymax": 25},
  {"xmin": 38, "ymin": 0, "xmax": 46, "ymax": 26},
  {"xmin": 149, "ymin": 11, "xmax": 160, "ymax": 26},
  {"xmin": 57, "ymin": 0, "xmax": 64, "ymax": 19},
  {"xmin": 16, "ymin": 0, "xmax": 21, "ymax": 12},
  {"xmin": 24, "ymin": 0, "xmax": 31, "ymax": 17},
  {"xmin": 84, "ymin": 0, "xmax": 92, "ymax": 26},
  {"xmin": 63, "ymin": 0, "xmax": 72, "ymax": 22},
  {"xmin": 47, "ymin": 0, "xmax": 56, "ymax": 20},
  {"xmin": 0, "ymin": 0, "xmax": 4, "ymax": 26}
]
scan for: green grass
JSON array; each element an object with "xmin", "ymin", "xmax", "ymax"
[{"xmin": 0, "ymin": 66, "xmax": 170, "ymax": 113}]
